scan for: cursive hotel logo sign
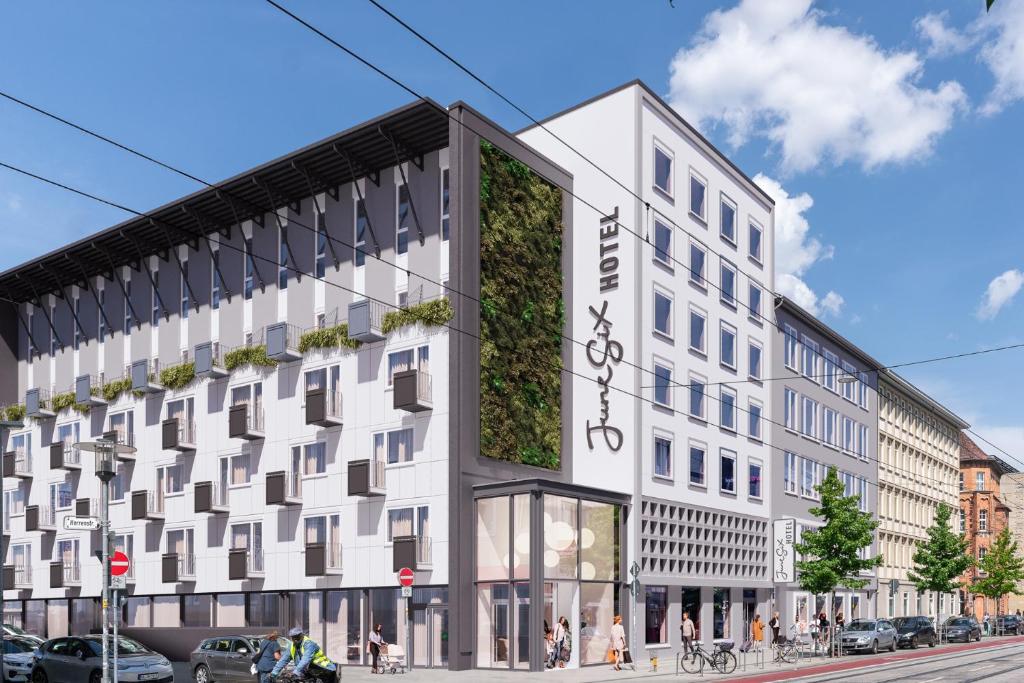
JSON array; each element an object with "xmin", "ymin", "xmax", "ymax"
[
  {"xmin": 773, "ymin": 518, "xmax": 796, "ymax": 583},
  {"xmin": 585, "ymin": 209, "xmax": 623, "ymax": 453}
]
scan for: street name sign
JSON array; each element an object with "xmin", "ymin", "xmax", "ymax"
[{"xmin": 63, "ymin": 516, "xmax": 100, "ymax": 531}]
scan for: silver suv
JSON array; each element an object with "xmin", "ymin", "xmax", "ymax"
[{"xmin": 839, "ymin": 619, "xmax": 897, "ymax": 654}]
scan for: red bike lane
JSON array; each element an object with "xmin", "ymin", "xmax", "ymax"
[{"xmin": 722, "ymin": 636, "xmax": 1024, "ymax": 683}]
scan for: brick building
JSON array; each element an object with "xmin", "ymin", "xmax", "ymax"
[{"xmin": 959, "ymin": 433, "xmax": 1015, "ymax": 618}]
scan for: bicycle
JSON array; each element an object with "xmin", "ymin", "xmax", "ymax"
[
  {"xmin": 678, "ymin": 640, "xmax": 738, "ymax": 675},
  {"xmin": 773, "ymin": 637, "xmax": 800, "ymax": 664}
]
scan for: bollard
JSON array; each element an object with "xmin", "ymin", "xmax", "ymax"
[{"xmin": 651, "ymin": 655, "xmax": 658, "ymax": 671}]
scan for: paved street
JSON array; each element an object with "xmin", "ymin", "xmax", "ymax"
[{"xmin": 170, "ymin": 636, "xmax": 1024, "ymax": 682}]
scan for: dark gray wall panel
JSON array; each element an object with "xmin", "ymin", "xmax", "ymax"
[
  {"xmin": 363, "ymin": 170, "xmax": 396, "ymax": 307},
  {"xmin": 0, "ymin": 305, "xmax": 16, "ymax": 404},
  {"xmin": 323, "ymin": 187, "xmax": 354, "ymax": 322},
  {"xmin": 286, "ymin": 199, "xmax": 315, "ymax": 331},
  {"xmin": 187, "ymin": 241, "xmax": 212, "ymax": 351},
  {"xmin": 407, "ymin": 151, "xmax": 443, "ymax": 301},
  {"xmin": 251, "ymin": 217, "xmax": 280, "ymax": 336},
  {"xmin": 217, "ymin": 228, "xmax": 245, "ymax": 350}
]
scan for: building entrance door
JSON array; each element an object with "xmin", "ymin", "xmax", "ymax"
[{"xmin": 423, "ymin": 606, "xmax": 448, "ymax": 668}]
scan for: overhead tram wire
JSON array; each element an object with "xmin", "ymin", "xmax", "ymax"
[
  {"xmin": 0, "ymin": 159, "xmax": 959, "ymax": 494},
  {"xmin": 259, "ymin": 0, "xmax": 1024, "ymax": 412},
  {"xmin": 7, "ymin": 94, "xmax": 1023, "ymax": 405}
]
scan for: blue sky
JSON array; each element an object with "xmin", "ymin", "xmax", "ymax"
[{"xmin": 1, "ymin": 0, "xmax": 1022, "ymax": 460}]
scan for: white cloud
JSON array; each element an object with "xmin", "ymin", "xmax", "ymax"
[
  {"xmin": 915, "ymin": 11, "xmax": 972, "ymax": 58},
  {"xmin": 667, "ymin": 0, "xmax": 967, "ymax": 172},
  {"xmin": 977, "ymin": 0, "xmax": 1024, "ymax": 115},
  {"xmin": 976, "ymin": 268, "xmax": 1024, "ymax": 320},
  {"xmin": 755, "ymin": 173, "xmax": 842, "ymax": 317}
]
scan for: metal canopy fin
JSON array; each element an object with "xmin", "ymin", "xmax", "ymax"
[
  {"xmin": 332, "ymin": 143, "xmax": 379, "ymax": 187},
  {"xmin": 380, "ymin": 126, "xmax": 425, "ymax": 171},
  {"xmin": 44, "ymin": 264, "xmax": 87, "ymax": 347},
  {"xmin": 216, "ymin": 191, "xmax": 266, "ymax": 293},
  {"xmin": 291, "ymin": 161, "xmax": 339, "ymax": 202},
  {"xmin": 154, "ymin": 220, "xmax": 200, "ymax": 314},
  {"xmin": 70, "ymin": 255, "xmax": 115, "ymax": 336},
  {"xmin": 123, "ymin": 231, "xmax": 168, "ymax": 322},
  {"xmin": 103, "ymin": 251, "xmax": 142, "ymax": 331},
  {"xmin": 294, "ymin": 163, "xmax": 341, "ymax": 271},
  {"xmin": 253, "ymin": 177, "xmax": 301, "ymax": 283},
  {"xmin": 21, "ymin": 276, "xmax": 63, "ymax": 352},
  {"xmin": 380, "ymin": 126, "xmax": 426, "ymax": 247},
  {"xmin": 334, "ymin": 146, "xmax": 382, "ymax": 259},
  {"xmin": 10, "ymin": 300, "xmax": 42, "ymax": 360}
]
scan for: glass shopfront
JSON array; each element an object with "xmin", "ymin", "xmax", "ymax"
[{"xmin": 475, "ymin": 489, "xmax": 622, "ymax": 671}]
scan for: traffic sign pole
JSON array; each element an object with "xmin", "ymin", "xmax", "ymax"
[{"xmin": 397, "ymin": 568, "xmax": 414, "ymax": 672}]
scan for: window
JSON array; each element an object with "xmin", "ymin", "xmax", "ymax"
[
  {"xmin": 801, "ymin": 336, "xmax": 818, "ymax": 381},
  {"xmin": 315, "ymin": 211, "xmax": 327, "ymax": 278},
  {"xmin": 689, "ymin": 307, "xmax": 706, "ymax": 353},
  {"xmin": 800, "ymin": 457, "xmax": 817, "ymax": 498},
  {"xmin": 50, "ymin": 304, "xmax": 57, "ymax": 354},
  {"xmin": 823, "ymin": 408, "xmax": 838, "ymax": 447},
  {"xmin": 841, "ymin": 362, "xmax": 857, "ymax": 401},
  {"xmin": 749, "ymin": 221, "xmax": 763, "ymax": 262},
  {"xmin": 50, "ymin": 477, "xmax": 73, "ymax": 511},
  {"xmin": 304, "ymin": 514, "xmax": 340, "ymax": 549},
  {"xmin": 959, "ymin": 472, "xmax": 964, "ymax": 491},
  {"xmin": 157, "ymin": 465, "xmax": 184, "ymax": 495},
  {"xmin": 220, "ymin": 453, "xmax": 252, "ymax": 487},
  {"xmin": 73, "ymin": 298, "xmax": 81, "ymax": 347},
  {"xmin": 979, "ymin": 510, "xmax": 988, "ymax": 532},
  {"xmin": 857, "ymin": 425, "xmax": 869, "ymax": 460},
  {"xmin": 689, "ymin": 171, "xmax": 706, "ymax": 220},
  {"xmin": 784, "ymin": 325, "xmax": 799, "ymax": 370},
  {"xmin": 978, "ymin": 547, "xmax": 987, "ymax": 562},
  {"xmin": 150, "ymin": 271, "xmax": 160, "ymax": 327},
  {"xmin": 749, "ymin": 460, "xmax": 763, "ymax": 499},
  {"xmin": 858, "ymin": 372, "xmax": 870, "ymax": 409},
  {"xmin": 720, "ymin": 196, "xmax": 736, "ymax": 243},
  {"xmin": 784, "ymin": 388, "xmax": 797, "ymax": 430},
  {"xmin": 823, "ymin": 351, "xmax": 838, "ymax": 392},
  {"xmin": 179, "ymin": 260, "xmax": 191, "ymax": 319},
  {"xmin": 959, "ymin": 509, "xmax": 966, "ymax": 532},
  {"xmin": 108, "ymin": 410, "xmax": 134, "ymax": 447},
  {"xmin": 654, "ymin": 435, "xmax": 672, "ymax": 479},
  {"xmin": 653, "ymin": 289, "xmax": 672, "ymax": 338},
  {"xmin": 720, "ymin": 387, "xmax": 737, "ymax": 431},
  {"xmin": 645, "ymin": 585, "xmax": 668, "ymax": 644},
  {"xmin": 689, "ymin": 241, "xmax": 706, "ymax": 286},
  {"xmin": 748, "ymin": 340, "xmax": 762, "ymax": 380},
  {"xmin": 748, "ymin": 283, "xmax": 762, "ymax": 321},
  {"xmin": 689, "ymin": 374, "xmax": 706, "ymax": 419},
  {"xmin": 278, "ymin": 226, "xmax": 290, "ymax": 289},
  {"xmin": 653, "ymin": 143, "xmax": 673, "ymax": 196},
  {"xmin": 689, "ymin": 442, "xmax": 706, "ymax": 486},
  {"xmin": 748, "ymin": 400, "xmax": 763, "ymax": 440},
  {"xmin": 653, "ymin": 361, "xmax": 672, "ymax": 408},
  {"xmin": 166, "ymin": 528, "xmax": 195, "ymax": 562},
  {"xmin": 397, "ymin": 184, "xmax": 410, "ymax": 256},
  {"xmin": 976, "ymin": 472, "xmax": 985, "ymax": 491},
  {"xmin": 858, "ymin": 478, "xmax": 868, "ymax": 512},
  {"xmin": 355, "ymin": 199, "xmax": 368, "ymax": 267},
  {"xmin": 784, "ymin": 452, "xmax": 797, "ymax": 494},
  {"xmin": 441, "ymin": 169, "xmax": 450, "ymax": 241},
  {"xmin": 111, "ymin": 462, "xmax": 128, "ymax": 502},
  {"xmin": 720, "ymin": 450, "xmax": 736, "ymax": 493},
  {"xmin": 842, "ymin": 416, "xmax": 855, "ymax": 453},
  {"xmin": 211, "ymin": 250, "xmax": 222, "ymax": 310},
  {"xmin": 387, "ymin": 345, "xmax": 428, "ymax": 385},
  {"xmin": 292, "ymin": 442, "xmax": 327, "ymax": 476},
  {"xmin": 720, "ymin": 260, "xmax": 736, "ymax": 306},
  {"xmin": 720, "ymin": 322, "xmax": 736, "ymax": 369},
  {"xmin": 230, "ymin": 521, "xmax": 263, "ymax": 556},
  {"xmin": 28, "ymin": 310, "xmax": 36, "ymax": 355},
  {"xmin": 387, "ymin": 505, "xmax": 429, "ymax": 542},
  {"xmin": 653, "ymin": 218, "xmax": 672, "ymax": 266},
  {"xmin": 374, "ymin": 428, "xmax": 414, "ymax": 465},
  {"xmin": 243, "ymin": 237, "xmax": 255, "ymax": 300},
  {"xmin": 801, "ymin": 397, "xmax": 818, "ymax": 439}
]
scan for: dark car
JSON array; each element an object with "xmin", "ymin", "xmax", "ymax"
[
  {"xmin": 30, "ymin": 635, "xmax": 172, "ymax": 683},
  {"xmin": 943, "ymin": 616, "xmax": 982, "ymax": 643},
  {"xmin": 190, "ymin": 636, "xmax": 265, "ymax": 683},
  {"xmin": 893, "ymin": 616, "xmax": 937, "ymax": 649},
  {"xmin": 996, "ymin": 614, "xmax": 1023, "ymax": 635}
]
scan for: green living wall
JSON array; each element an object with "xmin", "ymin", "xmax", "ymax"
[{"xmin": 479, "ymin": 140, "xmax": 564, "ymax": 470}]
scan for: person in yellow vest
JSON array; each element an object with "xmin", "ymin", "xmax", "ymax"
[{"xmin": 270, "ymin": 626, "xmax": 338, "ymax": 682}]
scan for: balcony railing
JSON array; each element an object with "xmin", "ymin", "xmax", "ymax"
[
  {"xmin": 51, "ymin": 442, "xmax": 82, "ymax": 470},
  {"xmin": 393, "ymin": 369, "xmax": 433, "ymax": 412},
  {"xmin": 266, "ymin": 322, "xmax": 303, "ymax": 361},
  {"xmin": 75, "ymin": 374, "xmax": 107, "ymax": 406},
  {"xmin": 417, "ymin": 536, "xmax": 433, "ymax": 567},
  {"xmin": 348, "ymin": 299, "xmax": 387, "ymax": 342},
  {"xmin": 26, "ymin": 387, "xmax": 56, "ymax": 419},
  {"xmin": 7, "ymin": 449, "xmax": 33, "ymax": 478},
  {"xmin": 61, "ymin": 561, "xmax": 81, "ymax": 586},
  {"xmin": 132, "ymin": 490, "xmax": 165, "ymax": 520},
  {"xmin": 103, "ymin": 428, "xmax": 136, "ymax": 459},
  {"xmin": 249, "ymin": 548, "xmax": 265, "ymax": 576},
  {"xmin": 195, "ymin": 481, "xmax": 229, "ymax": 514},
  {"xmin": 130, "ymin": 359, "xmax": 164, "ymax": 394},
  {"xmin": 305, "ymin": 387, "xmax": 343, "ymax": 427},
  {"xmin": 27, "ymin": 504, "xmax": 56, "ymax": 532},
  {"xmin": 13, "ymin": 564, "xmax": 32, "ymax": 588},
  {"xmin": 229, "ymin": 402, "xmax": 265, "ymax": 440},
  {"xmin": 163, "ymin": 418, "xmax": 196, "ymax": 451},
  {"xmin": 266, "ymin": 471, "xmax": 301, "ymax": 506},
  {"xmin": 327, "ymin": 542, "xmax": 343, "ymax": 573},
  {"xmin": 178, "ymin": 553, "xmax": 196, "ymax": 580},
  {"xmin": 348, "ymin": 458, "xmax": 386, "ymax": 497}
]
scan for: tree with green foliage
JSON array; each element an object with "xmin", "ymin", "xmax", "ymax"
[
  {"xmin": 794, "ymin": 469, "xmax": 883, "ymax": 627},
  {"xmin": 974, "ymin": 528, "xmax": 1024, "ymax": 617},
  {"xmin": 909, "ymin": 503, "xmax": 974, "ymax": 622}
]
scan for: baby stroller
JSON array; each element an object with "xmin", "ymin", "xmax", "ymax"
[{"xmin": 378, "ymin": 643, "xmax": 407, "ymax": 674}]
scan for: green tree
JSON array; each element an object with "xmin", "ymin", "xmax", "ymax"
[
  {"xmin": 974, "ymin": 528, "xmax": 1024, "ymax": 617},
  {"xmin": 909, "ymin": 503, "xmax": 974, "ymax": 622},
  {"xmin": 794, "ymin": 469, "xmax": 883, "ymax": 625}
]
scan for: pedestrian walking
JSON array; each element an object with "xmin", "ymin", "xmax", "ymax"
[
  {"xmin": 769, "ymin": 612, "xmax": 781, "ymax": 645},
  {"xmin": 751, "ymin": 614, "xmax": 765, "ymax": 650},
  {"xmin": 681, "ymin": 611, "xmax": 696, "ymax": 660},
  {"xmin": 609, "ymin": 615, "xmax": 626, "ymax": 671},
  {"xmin": 368, "ymin": 623, "xmax": 386, "ymax": 674},
  {"xmin": 253, "ymin": 631, "xmax": 280, "ymax": 683}
]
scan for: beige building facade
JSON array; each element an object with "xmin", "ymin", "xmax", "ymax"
[
  {"xmin": 1000, "ymin": 472, "xmax": 1024, "ymax": 614},
  {"xmin": 876, "ymin": 370, "xmax": 967, "ymax": 620}
]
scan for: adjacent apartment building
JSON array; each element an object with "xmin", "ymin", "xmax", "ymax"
[
  {"xmin": 0, "ymin": 94, "xmax": 637, "ymax": 673},
  {"xmin": 770, "ymin": 297, "xmax": 879, "ymax": 627},
  {"xmin": 959, "ymin": 433, "xmax": 1015, "ymax": 618},
  {"xmin": 876, "ymin": 370, "xmax": 967, "ymax": 621},
  {"xmin": 998, "ymin": 471, "xmax": 1024, "ymax": 614},
  {"xmin": 520, "ymin": 80, "xmax": 776, "ymax": 653}
]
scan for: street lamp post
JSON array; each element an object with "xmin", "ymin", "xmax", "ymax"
[
  {"xmin": 76, "ymin": 438, "xmax": 136, "ymax": 683},
  {"xmin": 1, "ymin": 419, "xmax": 26, "ymax": 634}
]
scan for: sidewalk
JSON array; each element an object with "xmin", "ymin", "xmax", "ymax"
[{"xmin": 169, "ymin": 635, "xmax": 1024, "ymax": 682}]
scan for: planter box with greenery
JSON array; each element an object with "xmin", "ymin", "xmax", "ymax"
[{"xmin": 478, "ymin": 141, "xmax": 564, "ymax": 470}]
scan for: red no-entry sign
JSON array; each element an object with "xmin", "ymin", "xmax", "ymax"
[
  {"xmin": 397, "ymin": 567, "xmax": 414, "ymax": 587},
  {"xmin": 111, "ymin": 551, "xmax": 130, "ymax": 577}
]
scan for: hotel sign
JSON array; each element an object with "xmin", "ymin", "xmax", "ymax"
[
  {"xmin": 773, "ymin": 518, "xmax": 796, "ymax": 583},
  {"xmin": 585, "ymin": 209, "xmax": 623, "ymax": 453}
]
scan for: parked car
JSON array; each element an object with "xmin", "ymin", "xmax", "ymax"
[
  {"xmin": 2, "ymin": 625, "xmax": 43, "ymax": 646},
  {"xmin": 893, "ymin": 616, "xmax": 937, "ymax": 649},
  {"xmin": 839, "ymin": 619, "xmax": 898, "ymax": 654},
  {"xmin": 30, "ymin": 635, "xmax": 172, "ymax": 683},
  {"xmin": 943, "ymin": 616, "xmax": 982, "ymax": 642},
  {"xmin": 995, "ymin": 614, "xmax": 1023, "ymax": 635},
  {"xmin": 190, "ymin": 636, "xmax": 276, "ymax": 682},
  {"xmin": 3, "ymin": 635, "xmax": 39, "ymax": 682}
]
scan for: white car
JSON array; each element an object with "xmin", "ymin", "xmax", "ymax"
[{"xmin": 3, "ymin": 635, "xmax": 40, "ymax": 682}]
